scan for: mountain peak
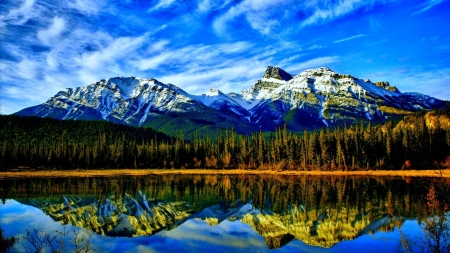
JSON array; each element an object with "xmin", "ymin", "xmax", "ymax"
[
  {"xmin": 107, "ymin": 76, "xmax": 140, "ymax": 85},
  {"xmin": 298, "ymin": 67, "xmax": 336, "ymax": 77},
  {"xmin": 206, "ymin": 88, "xmax": 222, "ymax": 96},
  {"xmin": 14, "ymin": 67, "xmax": 448, "ymax": 134},
  {"xmin": 263, "ymin": 66, "xmax": 292, "ymax": 81},
  {"xmin": 104, "ymin": 76, "xmax": 142, "ymax": 98}
]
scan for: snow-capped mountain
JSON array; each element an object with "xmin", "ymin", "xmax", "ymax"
[
  {"xmin": 15, "ymin": 66, "xmax": 448, "ymax": 134},
  {"xmin": 192, "ymin": 88, "xmax": 249, "ymax": 118},
  {"xmin": 16, "ymin": 77, "xmax": 206, "ymax": 125}
]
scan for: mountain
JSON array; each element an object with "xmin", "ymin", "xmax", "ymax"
[
  {"xmin": 234, "ymin": 67, "xmax": 447, "ymax": 131},
  {"xmin": 15, "ymin": 66, "xmax": 448, "ymax": 135},
  {"xmin": 15, "ymin": 77, "xmax": 255, "ymax": 136}
]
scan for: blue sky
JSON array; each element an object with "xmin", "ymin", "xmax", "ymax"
[{"xmin": 0, "ymin": 0, "xmax": 449, "ymax": 114}]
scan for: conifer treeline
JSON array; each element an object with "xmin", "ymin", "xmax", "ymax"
[
  {"xmin": 1, "ymin": 110, "xmax": 449, "ymax": 170},
  {"xmin": 2, "ymin": 175, "xmax": 438, "ymax": 220}
]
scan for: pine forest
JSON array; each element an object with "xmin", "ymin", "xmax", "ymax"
[{"xmin": 1, "ymin": 109, "xmax": 449, "ymax": 171}]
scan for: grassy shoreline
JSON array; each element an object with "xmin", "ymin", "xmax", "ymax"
[{"xmin": 1, "ymin": 168, "xmax": 449, "ymax": 178}]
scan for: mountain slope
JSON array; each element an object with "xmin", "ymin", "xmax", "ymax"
[
  {"xmin": 15, "ymin": 66, "xmax": 448, "ymax": 134},
  {"xmin": 15, "ymin": 77, "xmax": 255, "ymax": 137},
  {"xmin": 242, "ymin": 67, "xmax": 446, "ymax": 130}
]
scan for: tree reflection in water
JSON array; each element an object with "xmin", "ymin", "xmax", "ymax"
[
  {"xmin": 398, "ymin": 183, "xmax": 449, "ymax": 253},
  {"xmin": 1, "ymin": 175, "xmax": 449, "ymax": 251}
]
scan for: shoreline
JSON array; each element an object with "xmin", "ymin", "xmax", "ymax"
[{"xmin": 1, "ymin": 168, "xmax": 449, "ymax": 178}]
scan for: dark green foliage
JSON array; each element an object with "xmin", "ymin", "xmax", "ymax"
[
  {"xmin": 0, "ymin": 227, "xmax": 17, "ymax": 253},
  {"xmin": 1, "ymin": 110, "xmax": 449, "ymax": 170},
  {"xmin": 141, "ymin": 111, "xmax": 256, "ymax": 138},
  {"xmin": 0, "ymin": 115, "xmax": 171, "ymax": 169},
  {"xmin": 283, "ymin": 109, "xmax": 324, "ymax": 131}
]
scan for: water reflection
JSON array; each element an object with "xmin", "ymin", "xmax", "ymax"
[{"xmin": 1, "ymin": 175, "xmax": 449, "ymax": 252}]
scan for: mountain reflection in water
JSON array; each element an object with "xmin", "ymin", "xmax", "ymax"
[{"xmin": 1, "ymin": 174, "xmax": 449, "ymax": 252}]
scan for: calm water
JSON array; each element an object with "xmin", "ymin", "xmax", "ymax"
[{"xmin": 1, "ymin": 174, "xmax": 449, "ymax": 252}]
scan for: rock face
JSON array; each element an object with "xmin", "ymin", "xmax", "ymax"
[
  {"xmin": 263, "ymin": 66, "xmax": 293, "ymax": 81},
  {"xmin": 15, "ymin": 66, "xmax": 448, "ymax": 134}
]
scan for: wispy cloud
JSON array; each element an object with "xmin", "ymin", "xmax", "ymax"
[
  {"xmin": 411, "ymin": 0, "xmax": 446, "ymax": 15},
  {"xmin": 133, "ymin": 41, "xmax": 265, "ymax": 93},
  {"xmin": 15, "ymin": 59, "xmax": 40, "ymax": 79},
  {"xmin": 398, "ymin": 56, "xmax": 410, "ymax": 62},
  {"xmin": 75, "ymin": 33, "xmax": 150, "ymax": 83},
  {"xmin": 308, "ymin": 44, "xmax": 324, "ymax": 50},
  {"xmin": 212, "ymin": 0, "xmax": 388, "ymax": 37},
  {"xmin": 148, "ymin": 0, "xmax": 176, "ymax": 12},
  {"xmin": 37, "ymin": 16, "xmax": 66, "ymax": 46},
  {"xmin": 0, "ymin": 0, "xmax": 448, "ymax": 115},
  {"xmin": 133, "ymin": 41, "xmax": 254, "ymax": 71},
  {"xmin": 67, "ymin": 0, "xmax": 106, "ymax": 14},
  {"xmin": 197, "ymin": 0, "xmax": 232, "ymax": 12},
  {"xmin": 334, "ymin": 34, "xmax": 365, "ymax": 43},
  {"xmin": 300, "ymin": 0, "xmax": 382, "ymax": 27},
  {"xmin": 286, "ymin": 56, "xmax": 340, "ymax": 74},
  {"xmin": 373, "ymin": 68, "xmax": 450, "ymax": 100},
  {"xmin": 0, "ymin": 0, "xmax": 36, "ymax": 26},
  {"xmin": 159, "ymin": 63, "xmax": 265, "ymax": 94},
  {"xmin": 212, "ymin": 0, "xmax": 293, "ymax": 37}
]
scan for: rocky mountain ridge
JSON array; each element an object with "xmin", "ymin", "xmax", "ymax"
[{"xmin": 15, "ymin": 66, "xmax": 448, "ymax": 135}]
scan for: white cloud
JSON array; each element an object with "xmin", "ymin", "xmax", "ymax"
[
  {"xmin": 148, "ymin": 40, "xmax": 170, "ymax": 53},
  {"xmin": 276, "ymin": 54, "xmax": 308, "ymax": 68},
  {"xmin": 67, "ymin": 0, "xmax": 106, "ymax": 14},
  {"xmin": 411, "ymin": 0, "xmax": 446, "ymax": 15},
  {"xmin": 213, "ymin": 5, "xmax": 246, "ymax": 36},
  {"xmin": 1, "ymin": 69, "xmax": 70, "ymax": 107},
  {"xmin": 334, "ymin": 34, "xmax": 365, "ymax": 43},
  {"xmin": 301, "ymin": 0, "xmax": 380, "ymax": 27},
  {"xmin": 286, "ymin": 56, "xmax": 339, "ymax": 74},
  {"xmin": 197, "ymin": 0, "xmax": 232, "ymax": 12},
  {"xmin": 16, "ymin": 59, "xmax": 39, "ymax": 79},
  {"xmin": 212, "ymin": 0, "xmax": 383, "ymax": 37},
  {"xmin": 148, "ymin": 0, "xmax": 176, "ymax": 12},
  {"xmin": 46, "ymin": 51, "xmax": 59, "ymax": 69},
  {"xmin": 135, "ymin": 54, "xmax": 171, "ymax": 70},
  {"xmin": 308, "ymin": 44, "xmax": 323, "ymax": 50},
  {"xmin": 133, "ymin": 41, "xmax": 254, "ymax": 71},
  {"xmin": 37, "ymin": 16, "xmax": 66, "ymax": 46},
  {"xmin": 159, "ymin": 61, "xmax": 267, "ymax": 94},
  {"xmin": 365, "ymin": 67, "xmax": 450, "ymax": 101},
  {"xmin": 0, "ymin": 100, "xmax": 22, "ymax": 115},
  {"xmin": 212, "ymin": 0, "xmax": 290, "ymax": 37},
  {"xmin": 74, "ymin": 34, "xmax": 149, "ymax": 85},
  {"xmin": 78, "ymin": 34, "xmax": 148, "ymax": 71},
  {"xmin": 0, "ymin": 0, "xmax": 36, "ymax": 26}
]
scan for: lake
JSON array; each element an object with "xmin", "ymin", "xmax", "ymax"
[{"xmin": 1, "ymin": 174, "xmax": 449, "ymax": 252}]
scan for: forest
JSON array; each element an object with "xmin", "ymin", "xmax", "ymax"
[{"xmin": 0, "ymin": 109, "xmax": 449, "ymax": 171}]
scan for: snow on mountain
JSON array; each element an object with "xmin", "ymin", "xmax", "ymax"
[
  {"xmin": 192, "ymin": 88, "xmax": 250, "ymax": 118},
  {"xmin": 225, "ymin": 67, "xmax": 292, "ymax": 111},
  {"xmin": 15, "ymin": 66, "xmax": 448, "ymax": 132},
  {"xmin": 193, "ymin": 88, "xmax": 229, "ymax": 107},
  {"xmin": 232, "ymin": 66, "xmax": 447, "ymax": 130},
  {"xmin": 17, "ymin": 77, "xmax": 207, "ymax": 126}
]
